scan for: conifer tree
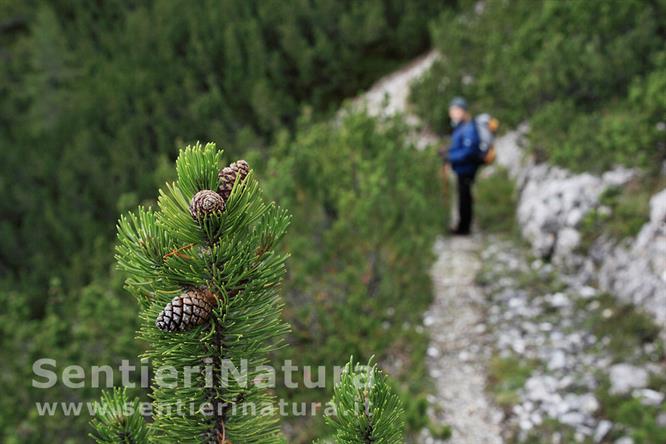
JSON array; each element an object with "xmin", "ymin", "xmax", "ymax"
[
  {"xmin": 92, "ymin": 143, "xmax": 291, "ymax": 443},
  {"xmin": 91, "ymin": 142, "xmax": 408, "ymax": 443},
  {"xmin": 324, "ymin": 358, "xmax": 406, "ymax": 444}
]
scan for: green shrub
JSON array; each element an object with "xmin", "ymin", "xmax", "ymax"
[
  {"xmin": 411, "ymin": 0, "xmax": 666, "ymax": 173},
  {"xmin": 0, "ymin": 1, "xmax": 451, "ymax": 440},
  {"xmin": 0, "ymin": 276, "xmax": 143, "ymax": 444},
  {"xmin": 596, "ymin": 377, "xmax": 666, "ymax": 444},
  {"xmin": 487, "ymin": 355, "xmax": 537, "ymax": 409},
  {"xmin": 475, "ymin": 168, "xmax": 517, "ymax": 235},
  {"xmin": 1, "ymin": 0, "xmax": 449, "ymax": 319},
  {"xmin": 264, "ymin": 111, "xmax": 444, "ymax": 440},
  {"xmin": 578, "ymin": 176, "xmax": 665, "ymax": 251},
  {"xmin": 582, "ymin": 293, "xmax": 663, "ymax": 361},
  {"xmin": 324, "ymin": 358, "xmax": 406, "ymax": 443}
]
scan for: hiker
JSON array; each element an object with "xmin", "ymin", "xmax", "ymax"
[{"xmin": 441, "ymin": 97, "xmax": 482, "ymax": 236}]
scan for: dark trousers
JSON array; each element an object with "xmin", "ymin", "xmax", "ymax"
[{"xmin": 456, "ymin": 174, "xmax": 475, "ymax": 233}]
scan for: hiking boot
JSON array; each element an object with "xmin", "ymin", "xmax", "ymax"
[{"xmin": 448, "ymin": 226, "xmax": 471, "ymax": 236}]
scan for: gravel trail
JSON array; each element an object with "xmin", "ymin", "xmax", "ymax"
[
  {"xmin": 357, "ymin": 51, "xmax": 505, "ymax": 443},
  {"xmin": 421, "ymin": 236, "xmax": 504, "ymax": 444}
]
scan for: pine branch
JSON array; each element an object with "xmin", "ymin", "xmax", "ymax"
[
  {"xmin": 90, "ymin": 388, "xmax": 149, "ymax": 444},
  {"xmin": 103, "ymin": 142, "xmax": 291, "ymax": 443},
  {"xmin": 325, "ymin": 357, "xmax": 406, "ymax": 444}
]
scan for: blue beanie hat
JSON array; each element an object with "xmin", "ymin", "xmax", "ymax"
[{"xmin": 449, "ymin": 96, "xmax": 468, "ymax": 110}]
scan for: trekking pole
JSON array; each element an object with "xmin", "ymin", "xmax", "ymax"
[
  {"xmin": 440, "ymin": 161, "xmax": 451, "ymax": 229},
  {"xmin": 441, "ymin": 163, "xmax": 449, "ymax": 202}
]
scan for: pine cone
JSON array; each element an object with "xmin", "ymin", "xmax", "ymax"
[
  {"xmin": 218, "ymin": 160, "xmax": 250, "ymax": 201},
  {"xmin": 189, "ymin": 190, "xmax": 225, "ymax": 220},
  {"xmin": 155, "ymin": 288, "xmax": 217, "ymax": 332}
]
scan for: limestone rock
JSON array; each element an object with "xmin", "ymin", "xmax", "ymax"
[{"xmin": 608, "ymin": 364, "xmax": 649, "ymax": 395}]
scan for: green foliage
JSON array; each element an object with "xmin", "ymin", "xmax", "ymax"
[
  {"xmin": 579, "ymin": 182, "xmax": 652, "ymax": 250},
  {"xmin": 402, "ymin": 394, "xmax": 429, "ymax": 431},
  {"xmin": 264, "ymin": 111, "xmax": 444, "ymax": 439},
  {"xmin": 428, "ymin": 423, "xmax": 452, "ymax": 440},
  {"xmin": 95, "ymin": 143, "xmax": 291, "ymax": 443},
  {"xmin": 325, "ymin": 357, "xmax": 406, "ymax": 444},
  {"xmin": 411, "ymin": 0, "xmax": 666, "ymax": 172},
  {"xmin": 0, "ymin": 1, "xmax": 448, "ymax": 440},
  {"xmin": 581, "ymin": 293, "xmax": 663, "ymax": 362},
  {"xmin": 1, "ymin": 0, "xmax": 446, "ymax": 306},
  {"xmin": 487, "ymin": 355, "xmax": 536, "ymax": 409},
  {"xmin": 596, "ymin": 378, "xmax": 666, "ymax": 443},
  {"xmin": 474, "ymin": 168, "xmax": 517, "ymax": 235},
  {"xmin": 90, "ymin": 389, "xmax": 149, "ymax": 444},
  {"xmin": 0, "ymin": 275, "xmax": 142, "ymax": 444}
]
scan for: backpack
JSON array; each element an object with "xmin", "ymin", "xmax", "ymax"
[{"xmin": 474, "ymin": 113, "xmax": 500, "ymax": 164}]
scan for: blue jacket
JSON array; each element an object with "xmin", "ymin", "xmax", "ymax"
[{"xmin": 447, "ymin": 120, "xmax": 481, "ymax": 177}]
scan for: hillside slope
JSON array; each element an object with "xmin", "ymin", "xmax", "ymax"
[{"xmin": 356, "ymin": 49, "xmax": 666, "ymax": 443}]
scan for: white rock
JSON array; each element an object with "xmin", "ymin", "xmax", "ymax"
[
  {"xmin": 634, "ymin": 388, "xmax": 665, "ymax": 406},
  {"xmin": 609, "ymin": 364, "xmax": 649, "ymax": 395},
  {"xmin": 559, "ymin": 411, "xmax": 586, "ymax": 428},
  {"xmin": 566, "ymin": 208, "xmax": 585, "ymax": 226},
  {"xmin": 579, "ymin": 286, "xmax": 597, "ymax": 299},
  {"xmin": 657, "ymin": 412, "xmax": 666, "ymax": 427},
  {"xmin": 525, "ymin": 375, "xmax": 557, "ymax": 402},
  {"xmin": 547, "ymin": 350, "xmax": 567, "ymax": 370},
  {"xmin": 539, "ymin": 322, "xmax": 553, "ymax": 332},
  {"xmin": 594, "ymin": 420, "xmax": 612, "ymax": 443},
  {"xmin": 579, "ymin": 393, "xmax": 600, "ymax": 414},
  {"xmin": 615, "ymin": 437, "xmax": 634, "ymax": 444},
  {"xmin": 509, "ymin": 296, "xmax": 526, "ymax": 309},
  {"xmin": 512, "ymin": 338, "xmax": 526, "ymax": 354},
  {"xmin": 602, "ymin": 167, "xmax": 635, "ymax": 187},
  {"xmin": 549, "ymin": 292, "xmax": 570, "ymax": 308},
  {"xmin": 519, "ymin": 418, "xmax": 533, "ymax": 431},
  {"xmin": 556, "ymin": 228, "xmax": 581, "ymax": 256}
]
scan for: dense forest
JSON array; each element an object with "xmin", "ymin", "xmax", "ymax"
[
  {"xmin": 2, "ymin": 0, "xmax": 664, "ymax": 442},
  {"xmin": 0, "ymin": 1, "xmax": 449, "ymax": 442},
  {"xmin": 0, "ymin": 0, "xmax": 447, "ymax": 310}
]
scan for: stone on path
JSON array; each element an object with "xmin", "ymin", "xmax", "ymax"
[
  {"xmin": 424, "ymin": 235, "xmax": 504, "ymax": 443},
  {"xmin": 609, "ymin": 363, "xmax": 649, "ymax": 395}
]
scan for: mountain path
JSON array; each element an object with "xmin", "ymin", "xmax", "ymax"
[
  {"xmin": 422, "ymin": 236, "xmax": 503, "ymax": 443},
  {"xmin": 356, "ymin": 51, "xmax": 504, "ymax": 443},
  {"xmin": 356, "ymin": 50, "xmax": 666, "ymax": 444}
]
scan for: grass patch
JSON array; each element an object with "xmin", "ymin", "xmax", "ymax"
[
  {"xmin": 596, "ymin": 376, "xmax": 666, "ymax": 444},
  {"xmin": 582, "ymin": 293, "xmax": 663, "ymax": 362},
  {"xmin": 487, "ymin": 355, "xmax": 538, "ymax": 409},
  {"xmin": 579, "ymin": 175, "xmax": 666, "ymax": 252},
  {"xmin": 475, "ymin": 167, "xmax": 517, "ymax": 235},
  {"xmin": 520, "ymin": 419, "xmax": 578, "ymax": 444},
  {"xmin": 428, "ymin": 423, "xmax": 452, "ymax": 440},
  {"xmin": 514, "ymin": 267, "xmax": 567, "ymax": 296}
]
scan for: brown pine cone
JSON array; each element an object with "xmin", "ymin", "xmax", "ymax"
[
  {"xmin": 218, "ymin": 160, "xmax": 250, "ymax": 200},
  {"xmin": 155, "ymin": 288, "xmax": 218, "ymax": 332},
  {"xmin": 189, "ymin": 190, "xmax": 225, "ymax": 220}
]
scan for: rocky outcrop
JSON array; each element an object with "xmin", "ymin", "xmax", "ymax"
[
  {"xmin": 596, "ymin": 189, "xmax": 666, "ymax": 328},
  {"xmin": 479, "ymin": 240, "xmax": 664, "ymax": 442},
  {"xmin": 495, "ymin": 127, "xmax": 666, "ymax": 330}
]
